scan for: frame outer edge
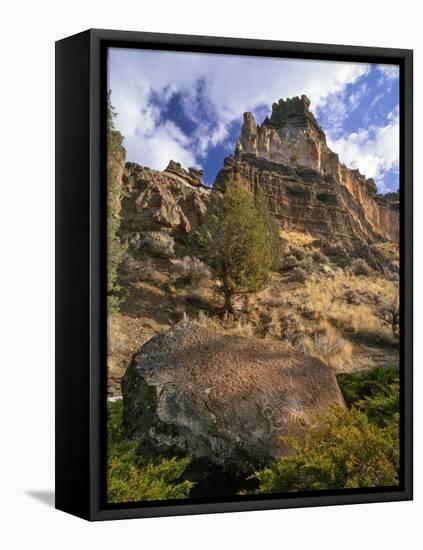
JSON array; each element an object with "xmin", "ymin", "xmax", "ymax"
[
  {"xmin": 58, "ymin": 28, "xmax": 413, "ymax": 521},
  {"xmin": 55, "ymin": 30, "xmax": 92, "ymax": 520}
]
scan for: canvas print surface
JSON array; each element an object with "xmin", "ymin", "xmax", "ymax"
[{"xmin": 106, "ymin": 47, "xmax": 400, "ymax": 504}]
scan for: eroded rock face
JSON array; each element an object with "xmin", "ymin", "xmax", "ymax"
[
  {"xmin": 164, "ymin": 160, "xmax": 205, "ymax": 188},
  {"xmin": 119, "ymin": 161, "xmax": 209, "ymax": 250},
  {"xmin": 122, "ymin": 322, "xmax": 345, "ymax": 476},
  {"xmin": 216, "ymin": 154, "xmax": 396, "ymax": 247},
  {"xmin": 233, "ymin": 96, "xmax": 399, "ymax": 243}
]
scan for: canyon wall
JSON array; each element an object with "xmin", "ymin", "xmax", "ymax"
[{"xmin": 231, "ymin": 95, "xmax": 398, "ymax": 243}]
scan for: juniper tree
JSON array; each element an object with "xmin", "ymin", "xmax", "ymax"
[{"xmin": 197, "ymin": 182, "xmax": 280, "ymax": 312}]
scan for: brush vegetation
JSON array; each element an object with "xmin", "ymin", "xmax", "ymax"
[
  {"xmin": 250, "ymin": 367, "xmax": 399, "ymax": 493},
  {"xmin": 196, "ymin": 183, "xmax": 280, "ymax": 312},
  {"xmin": 107, "ymin": 401, "xmax": 193, "ymax": 503}
]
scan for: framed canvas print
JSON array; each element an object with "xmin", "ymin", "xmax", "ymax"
[{"xmin": 55, "ymin": 29, "xmax": 413, "ymax": 521}]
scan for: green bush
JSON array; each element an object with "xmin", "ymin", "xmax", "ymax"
[
  {"xmin": 251, "ymin": 407, "xmax": 399, "ymax": 493},
  {"xmin": 107, "ymin": 400, "xmax": 126, "ymax": 448},
  {"xmin": 107, "ymin": 401, "xmax": 193, "ymax": 503},
  {"xmin": 197, "ymin": 183, "xmax": 280, "ymax": 312},
  {"xmin": 337, "ymin": 367, "xmax": 399, "ymax": 427},
  {"xmin": 251, "ymin": 366, "xmax": 400, "ymax": 494},
  {"xmin": 108, "ymin": 444, "xmax": 193, "ymax": 503}
]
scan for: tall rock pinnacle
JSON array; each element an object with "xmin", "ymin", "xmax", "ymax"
[
  {"xmin": 234, "ymin": 95, "xmax": 385, "ymax": 209},
  {"xmin": 235, "ymin": 95, "xmax": 334, "ymax": 175},
  {"xmin": 219, "ymin": 95, "xmax": 399, "ymax": 244}
]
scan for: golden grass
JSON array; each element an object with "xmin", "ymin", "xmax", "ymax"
[
  {"xmin": 261, "ymin": 285, "xmax": 286, "ymax": 308},
  {"xmin": 303, "ymin": 321, "xmax": 353, "ymax": 371},
  {"xmin": 193, "ymin": 310, "xmax": 256, "ymax": 338},
  {"xmin": 279, "ymin": 229, "xmax": 317, "ymax": 247},
  {"xmin": 303, "ymin": 272, "xmax": 398, "ymax": 342}
]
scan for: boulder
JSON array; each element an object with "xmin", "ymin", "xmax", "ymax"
[{"xmin": 122, "ymin": 322, "xmax": 345, "ymax": 477}]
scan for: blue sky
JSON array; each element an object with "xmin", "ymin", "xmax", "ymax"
[{"xmin": 108, "ymin": 48, "xmax": 399, "ymax": 193}]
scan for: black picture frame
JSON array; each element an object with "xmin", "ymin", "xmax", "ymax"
[{"xmin": 55, "ymin": 28, "xmax": 413, "ymax": 521}]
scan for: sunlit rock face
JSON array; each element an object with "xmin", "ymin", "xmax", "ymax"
[
  {"xmin": 236, "ymin": 95, "xmax": 327, "ymax": 171},
  {"xmin": 122, "ymin": 322, "xmax": 345, "ymax": 478},
  {"xmin": 118, "ymin": 161, "xmax": 210, "ymax": 249},
  {"xmin": 231, "ymin": 95, "xmax": 399, "ymax": 243}
]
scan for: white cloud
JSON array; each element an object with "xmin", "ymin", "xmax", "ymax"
[
  {"xmin": 315, "ymin": 77, "xmax": 372, "ymax": 139},
  {"xmin": 370, "ymin": 92, "xmax": 384, "ymax": 109},
  {"xmin": 377, "ymin": 64, "xmax": 400, "ymax": 81},
  {"xmin": 317, "ymin": 92, "xmax": 348, "ymax": 138},
  {"xmin": 128, "ymin": 121, "xmax": 198, "ymax": 169},
  {"xmin": 108, "ymin": 48, "xmax": 370, "ymax": 172},
  {"xmin": 327, "ymin": 108, "xmax": 399, "ymax": 192},
  {"xmin": 348, "ymin": 82, "xmax": 368, "ymax": 110}
]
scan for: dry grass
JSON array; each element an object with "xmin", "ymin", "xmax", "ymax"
[
  {"xmin": 261, "ymin": 286, "xmax": 286, "ymax": 308},
  {"xmin": 350, "ymin": 258, "xmax": 371, "ymax": 276},
  {"xmin": 303, "ymin": 272, "xmax": 398, "ymax": 343},
  {"xmin": 113, "ymin": 231, "xmax": 399, "ymax": 401},
  {"xmin": 312, "ymin": 249, "xmax": 329, "ymax": 264},
  {"xmin": 279, "ymin": 229, "xmax": 317, "ymax": 247},
  {"xmin": 260, "ymin": 308, "xmax": 283, "ymax": 339},
  {"xmin": 170, "ymin": 256, "xmax": 211, "ymax": 287},
  {"xmin": 107, "ymin": 312, "xmax": 164, "ymax": 396},
  {"xmin": 303, "ymin": 321, "xmax": 353, "ymax": 371},
  {"xmin": 291, "ymin": 266, "xmax": 307, "ymax": 283},
  {"xmin": 192, "ymin": 310, "xmax": 256, "ymax": 337},
  {"xmin": 120, "ymin": 254, "xmax": 159, "ymax": 284}
]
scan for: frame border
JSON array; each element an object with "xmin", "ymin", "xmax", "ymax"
[{"xmin": 56, "ymin": 28, "xmax": 413, "ymax": 521}]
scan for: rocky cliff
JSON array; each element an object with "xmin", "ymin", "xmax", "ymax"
[
  {"xmin": 115, "ymin": 96, "xmax": 399, "ymax": 268},
  {"xmin": 225, "ymin": 95, "xmax": 398, "ymax": 243},
  {"xmin": 118, "ymin": 160, "xmax": 210, "ymax": 252}
]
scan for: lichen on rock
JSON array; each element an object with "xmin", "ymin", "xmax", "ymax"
[{"xmin": 122, "ymin": 322, "xmax": 345, "ymax": 477}]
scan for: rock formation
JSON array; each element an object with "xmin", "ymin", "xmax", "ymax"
[
  {"xmin": 215, "ymin": 154, "xmax": 397, "ymax": 248},
  {"xmin": 114, "ymin": 96, "xmax": 400, "ymax": 490},
  {"xmin": 228, "ymin": 95, "xmax": 399, "ymax": 243},
  {"xmin": 115, "ymin": 95, "xmax": 399, "ymax": 261},
  {"xmin": 164, "ymin": 160, "xmax": 206, "ymax": 188},
  {"xmin": 119, "ymin": 161, "xmax": 210, "ymax": 252},
  {"xmin": 122, "ymin": 322, "xmax": 345, "ymax": 478}
]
